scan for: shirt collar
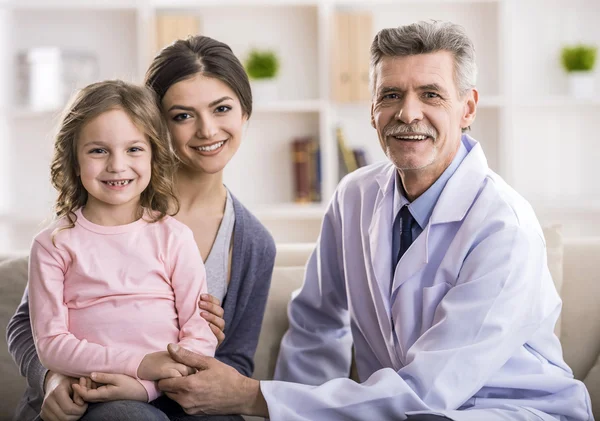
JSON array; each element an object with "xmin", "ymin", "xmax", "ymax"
[{"xmin": 393, "ymin": 135, "xmax": 469, "ymax": 229}]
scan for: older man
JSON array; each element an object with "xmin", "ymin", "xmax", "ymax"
[{"xmin": 88, "ymin": 21, "xmax": 593, "ymax": 421}]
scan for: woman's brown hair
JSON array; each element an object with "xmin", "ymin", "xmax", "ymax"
[
  {"xmin": 145, "ymin": 35, "xmax": 252, "ymax": 118},
  {"xmin": 50, "ymin": 79, "xmax": 179, "ymax": 234}
]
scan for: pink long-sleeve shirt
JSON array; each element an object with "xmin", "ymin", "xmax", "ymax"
[{"xmin": 28, "ymin": 208, "xmax": 217, "ymax": 401}]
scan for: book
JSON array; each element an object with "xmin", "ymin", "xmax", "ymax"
[
  {"xmin": 336, "ymin": 126, "xmax": 358, "ymax": 177},
  {"xmin": 291, "ymin": 137, "xmax": 321, "ymax": 203}
]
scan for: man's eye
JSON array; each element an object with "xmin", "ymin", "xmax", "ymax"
[
  {"xmin": 382, "ymin": 93, "xmax": 399, "ymax": 100},
  {"xmin": 424, "ymin": 92, "xmax": 440, "ymax": 99}
]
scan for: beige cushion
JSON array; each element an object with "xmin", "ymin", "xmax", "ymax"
[
  {"xmin": 542, "ymin": 225, "xmax": 564, "ymax": 337},
  {"xmin": 562, "ymin": 238, "xmax": 600, "ymax": 381},
  {"xmin": 0, "ymin": 255, "xmax": 29, "ymax": 417}
]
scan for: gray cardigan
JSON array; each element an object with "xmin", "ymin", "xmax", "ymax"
[{"xmin": 6, "ymin": 194, "xmax": 276, "ymax": 421}]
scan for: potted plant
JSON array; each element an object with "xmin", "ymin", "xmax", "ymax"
[
  {"xmin": 561, "ymin": 44, "xmax": 597, "ymax": 99},
  {"xmin": 244, "ymin": 48, "xmax": 280, "ymax": 101}
]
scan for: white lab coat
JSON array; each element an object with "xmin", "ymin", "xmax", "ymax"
[{"xmin": 262, "ymin": 136, "xmax": 593, "ymax": 421}]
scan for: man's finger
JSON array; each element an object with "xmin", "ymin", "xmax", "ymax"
[{"xmin": 167, "ymin": 344, "xmax": 210, "ymax": 370}]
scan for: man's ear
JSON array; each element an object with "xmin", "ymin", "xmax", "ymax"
[
  {"xmin": 370, "ymin": 103, "xmax": 376, "ymax": 129},
  {"xmin": 461, "ymin": 88, "xmax": 478, "ymax": 130}
]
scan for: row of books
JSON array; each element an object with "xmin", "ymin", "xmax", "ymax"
[{"xmin": 291, "ymin": 127, "xmax": 369, "ymax": 203}]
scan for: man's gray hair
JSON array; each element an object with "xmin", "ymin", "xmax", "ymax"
[{"xmin": 369, "ymin": 20, "xmax": 477, "ymax": 97}]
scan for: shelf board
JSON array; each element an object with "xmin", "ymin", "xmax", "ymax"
[
  {"xmin": 514, "ymin": 97, "xmax": 600, "ymax": 107},
  {"xmin": 253, "ymin": 99, "xmax": 323, "ymax": 113},
  {"xmin": 152, "ymin": 0, "xmax": 319, "ymax": 7},
  {"xmin": 252, "ymin": 203, "xmax": 326, "ymax": 220},
  {"xmin": 532, "ymin": 201, "xmax": 600, "ymax": 213},
  {"xmin": 8, "ymin": 107, "xmax": 63, "ymax": 119},
  {"xmin": 4, "ymin": 0, "xmax": 139, "ymax": 9},
  {"xmin": 332, "ymin": 95, "xmax": 504, "ymax": 109}
]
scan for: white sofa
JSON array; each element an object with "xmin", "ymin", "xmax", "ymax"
[{"xmin": 1, "ymin": 228, "xmax": 599, "ymax": 420}]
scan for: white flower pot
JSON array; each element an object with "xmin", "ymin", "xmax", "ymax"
[
  {"xmin": 251, "ymin": 79, "xmax": 278, "ymax": 102},
  {"xmin": 567, "ymin": 71, "xmax": 596, "ymax": 99}
]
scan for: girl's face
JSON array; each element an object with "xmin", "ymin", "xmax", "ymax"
[
  {"xmin": 161, "ymin": 74, "xmax": 247, "ymax": 175},
  {"xmin": 76, "ymin": 108, "xmax": 152, "ymax": 218}
]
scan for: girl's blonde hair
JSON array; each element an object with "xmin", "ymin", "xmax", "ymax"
[{"xmin": 50, "ymin": 79, "xmax": 179, "ymax": 233}]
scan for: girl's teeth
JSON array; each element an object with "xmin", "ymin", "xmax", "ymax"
[
  {"xmin": 106, "ymin": 180, "xmax": 130, "ymax": 186},
  {"xmin": 196, "ymin": 141, "xmax": 224, "ymax": 152}
]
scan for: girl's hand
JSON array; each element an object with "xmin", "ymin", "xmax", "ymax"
[
  {"xmin": 41, "ymin": 371, "xmax": 87, "ymax": 421},
  {"xmin": 137, "ymin": 351, "xmax": 195, "ymax": 380},
  {"xmin": 199, "ymin": 294, "xmax": 226, "ymax": 346},
  {"xmin": 72, "ymin": 373, "xmax": 148, "ymax": 403}
]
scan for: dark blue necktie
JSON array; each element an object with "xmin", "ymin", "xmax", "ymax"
[{"xmin": 394, "ymin": 205, "xmax": 414, "ymax": 268}]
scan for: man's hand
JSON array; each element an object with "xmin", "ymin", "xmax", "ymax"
[
  {"xmin": 199, "ymin": 294, "xmax": 226, "ymax": 346},
  {"xmin": 157, "ymin": 344, "xmax": 268, "ymax": 417},
  {"xmin": 72, "ymin": 372, "xmax": 148, "ymax": 403},
  {"xmin": 137, "ymin": 351, "xmax": 195, "ymax": 380},
  {"xmin": 40, "ymin": 371, "xmax": 87, "ymax": 421}
]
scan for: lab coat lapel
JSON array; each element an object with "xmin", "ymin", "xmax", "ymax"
[{"xmin": 366, "ymin": 165, "xmax": 401, "ymax": 367}]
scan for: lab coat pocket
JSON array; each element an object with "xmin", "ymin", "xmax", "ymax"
[{"xmin": 420, "ymin": 282, "xmax": 451, "ymax": 335}]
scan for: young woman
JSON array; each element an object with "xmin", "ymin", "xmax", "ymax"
[{"xmin": 7, "ymin": 36, "xmax": 276, "ymax": 421}]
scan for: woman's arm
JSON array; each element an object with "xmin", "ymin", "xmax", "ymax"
[
  {"xmin": 6, "ymin": 284, "xmax": 49, "ymax": 396},
  {"xmin": 172, "ymin": 228, "xmax": 218, "ymax": 356},
  {"xmin": 216, "ymin": 236, "xmax": 276, "ymax": 377}
]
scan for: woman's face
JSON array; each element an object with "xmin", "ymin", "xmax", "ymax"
[{"xmin": 162, "ymin": 74, "xmax": 247, "ymax": 175}]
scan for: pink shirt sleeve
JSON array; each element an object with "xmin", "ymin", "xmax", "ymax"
[
  {"xmin": 170, "ymin": 228, "xmax": 218, "ymax": 356},
  {"xmin": 28, "ymin": 239, "xmax": 147, "ymax": 379}
]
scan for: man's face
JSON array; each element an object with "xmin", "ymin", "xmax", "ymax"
[{"xmin": 371, "ymin": 51, "xmax": 477, "ymax": 181}]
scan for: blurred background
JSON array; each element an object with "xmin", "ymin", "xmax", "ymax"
[{"xmin": 0, "ymin": 0, "xmax": 598, "ymax": 252}]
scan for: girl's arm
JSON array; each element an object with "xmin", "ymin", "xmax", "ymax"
[
  {"xmin": 171, "ymin": 228, "xmax": 218, "ymax": 356},
  {"xmin": 28, "ymin": 239, "xmax": 159, "ymax": 398}
]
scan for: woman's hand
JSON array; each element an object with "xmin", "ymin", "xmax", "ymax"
[
  {"xmin": 72, "ymin": 373, "xmax": 148, "ymax": 403},
  {"xmin": 40, "ymin": 371, "xmax": 87, "ymax": 421},
  {"xmin": 199, "ymin": 294, "xmax": 226, "ymax": 346},
  {"xmin": 138, "ymin": 351, "xmax": 195, "ymax": 380}
]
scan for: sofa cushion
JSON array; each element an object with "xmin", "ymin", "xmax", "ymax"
[
  {"xmin": 0, "ymin": 255, "xmax": 29, "ymax": 418},
  {"xmin": 542, "ymin": 225, "xmax": 563, "ymax": 337}
]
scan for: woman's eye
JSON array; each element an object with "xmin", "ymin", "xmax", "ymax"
[
  {"xmin": 173, "ymin": 113, "xmax": 192, "ymax": 122},
  {"xmin": 215, "ymin": 105, "xmax": 232, "ymax": 113}
]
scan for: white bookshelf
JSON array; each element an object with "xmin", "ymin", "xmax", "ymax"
[{"xmin": 1, "ymin": 0, "xmax": 599, "ymax": 252}]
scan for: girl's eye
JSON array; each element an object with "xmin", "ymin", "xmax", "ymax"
[
  {"xmin": 173, "ymin": 113, "xmax": 192, "ymax": 122},
  {"xmin": 89, "ymin": 148, "xmax": 106, "ymax": 154},
  {"xmin": 129, "ymin": 147, "xmax": 144, "ymax": 153},
  {"xmin": 215, "ymin": 105, "xmax": 232, "ymax": 113}
]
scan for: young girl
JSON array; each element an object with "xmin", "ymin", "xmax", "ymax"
[
  {"xmin": 9, "ymin": 35, "xmax": 276, "ymax": 421},
  {"xmin": 27, "ymin": 80, "xmax": 218, "ymax": 411}
]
